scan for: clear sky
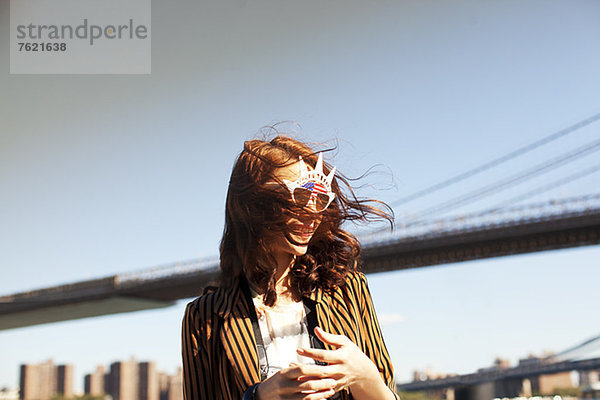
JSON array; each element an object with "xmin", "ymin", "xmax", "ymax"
[{"xmin": 1, "ymin": 0, "xmax": 600, "ymax": 393}]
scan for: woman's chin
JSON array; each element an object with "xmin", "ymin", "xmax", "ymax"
[
  {"xmin": 286, "ymin": 233, "xmax": 312, "ymax": 255},
  {"xmin": 290, "ymin": 244, "xmax": 309, "ymax": 256}
]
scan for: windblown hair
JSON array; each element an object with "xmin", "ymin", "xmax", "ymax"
[{"xmin": 219, "ymin": 133, "xmax": 393, "ymax": 306}]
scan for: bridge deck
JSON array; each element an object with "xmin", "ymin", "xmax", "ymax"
[
  {"xmin": 1, "ymin": 208, "xmax": 599, "ymax": 330},
  {"xmin": 397, "ymin": 357, "xmax": 600, "ymax": 391}
]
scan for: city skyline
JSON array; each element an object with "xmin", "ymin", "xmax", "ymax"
[
  {"xmin": 7, "ymin": 328, "xmax": 599, "ymax": 395},
  {"xmin": 11, "ymin": 342, "xmax": 599, "ymax": 400},
  {"xmin": 15, "ymin": 357, "xmax": 182, "ymax": 400}
]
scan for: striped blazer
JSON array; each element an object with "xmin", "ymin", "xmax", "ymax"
[{"xmin": 181, "ymin": 271, "xmax": 398, "ymax": 400}]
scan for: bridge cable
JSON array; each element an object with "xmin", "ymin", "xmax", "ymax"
[
  {"xmin": 488, "ymin": 162, "xmax": 600, "ymax": 212},
  {"xmin": 359, "ymin": 193, "xmax": 600, "ymax": 243},
  {"xmin": 553, "ymin": 333, "xmax": 600, "ymax": 362},
  {"xmin": 403, "ymin": 136, "xmax": 600, "ymax": 223},
  {"xmin": 390, "ymin": 112, "xmax": 600, "ymax": 208}
]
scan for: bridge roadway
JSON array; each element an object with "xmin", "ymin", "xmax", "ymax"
[
  {"xmin": 1, "ymin": 206, "xmax": 599, "ymax": 330},
  {"xmin": 396, "ymin": 357, "xmax": 600, "ymax": 392}
]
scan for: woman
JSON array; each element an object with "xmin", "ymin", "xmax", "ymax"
[{"xmin": 182, "ymin": 135, "xmax": 398, "ymax": 400}]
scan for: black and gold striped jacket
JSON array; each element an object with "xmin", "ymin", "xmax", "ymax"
[{"xmin": 182, "ymin": 271, "xmax": 398, "ymax": 399}]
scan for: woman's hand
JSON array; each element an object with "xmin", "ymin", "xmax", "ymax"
[
  {"xmin": 294, "ymin": 327, "xmax": 396, "ymax": 400},
  {"xmin": 254, "ymin": 365, "xmax": 336, "ymax": 400}
]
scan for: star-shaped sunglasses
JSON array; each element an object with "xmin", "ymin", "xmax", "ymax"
[
  {"xmin": 268, "ymin": 153, "xmax": 337, "ymax": 213},
  {"xmin": 283, "ymin": 180, "xmax": 336, "ymax": 212}
]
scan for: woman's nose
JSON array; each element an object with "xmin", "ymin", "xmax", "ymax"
[{"xmin": 305, "ymin": 194, "xmax": 319, "ymax": 213}]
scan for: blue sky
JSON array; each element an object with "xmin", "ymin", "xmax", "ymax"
[{"xmin": 1, "ymin": 0, "xmax": 600, "ymax": 392}]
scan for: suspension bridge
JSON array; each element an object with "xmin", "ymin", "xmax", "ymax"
[
  {"xmin": 397, "ymin": 334, "xmax": 600, "ymax": 400},
  {"xmin": 1, "ymin": 113, "xmax": 599, "ymax": 330}
]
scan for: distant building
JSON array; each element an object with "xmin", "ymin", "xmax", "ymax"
[
  {"xmin": 580, "ymin": 369, "xmax": 599, "ymax": 387},
  {"xmin": 138, "ymin": 362, "xmax": 158, "ymax": 400},
  {"xmin": 155, "ymin": 368, "xmax": 182, "ymax": 400},
  {"xmin": 518, "ymin": 354, "xmax": 544, "ymax": 367},
  {"xmin": 108, "ymin": 357, "xmax": 139, "ymax": 400},
  {"xmin": 518, "ymin": 353, "xmax": 557, "ymax": 367},
  {"xmin": 493, "ymin": 357, "xmax": 510, "ymax": 369},
  {"xmin": 158, "ymin": 372, "xmax": 169, "ymax": 400},
  {"xmin": 57, "ymin": 365, "xmax": 74, "ymax": 399},
  {"xmin": 477, "ymin": 357, "xmax": 511, "ymax": 374},
  {"xmin": 89, "ymin": 358, "xmax": 180, "ymax": 400},
  {"xmin": 582, "ymin": 381, "xmax": 600, "ymax": 399},
  {"xmin": 166, "ymin": 368, "xmax": 182, "ymax": 400},
  {"xmin": 412, "ymin": 367, "xmax": 450, "ymax": 381},
  {"xmin": 20, "ymin": 360, "xmax": 55, "ymax": 400},
  {"xmin": 538, "ymin": 371, "xmax": 577, "ymax": 394},
  {"xmin": 19, "ymin": 359, "xmax": 73, "ymax": 400},
  {"xmin": 84, "ymin": 365, "xmax": 106, "ymax": 396},
  {"xmin": 0, "ymin": 387, "xmax": 19, "ymax": 400}
]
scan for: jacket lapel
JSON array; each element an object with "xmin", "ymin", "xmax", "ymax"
[
  {"xmin": 304, "ymin": 285, "xmax": 338, "ymax": 349},
  {"xmin": 219, "ymin": 279, "xmax": 261, "ymax": 389}
]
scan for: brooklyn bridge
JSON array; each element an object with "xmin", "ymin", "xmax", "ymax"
[
  {"xmin": 1, "ymin": 193, "xmax": 599, "ymax": 331},
  {"xmin": 2, "ymin": 113, "xmax": 600, "ymax": 400}
]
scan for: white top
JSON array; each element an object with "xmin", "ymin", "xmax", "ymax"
[{"xmin": 251, "ymin": 291, "xmax": 315, "ymax": 378}]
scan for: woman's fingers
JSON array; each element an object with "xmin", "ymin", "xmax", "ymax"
[
  {"xmin": 314, "ymin": 326, "xmax": 348, "ymax": 347},
  {"xmin": 294, "ymin": 387, "xmax": 336, "ymax": 400},
  {"xmin": 300, "ymin": 388, "xmax": 336, "ymax": 400},
  {"xmin": 282, "ymin": 363, "xmax": 337, "ymax": 380},
  {"xmin": 255, "ymin": 359, "xmax": 348, "ymax": 400},
  {"xmin": 275, "ymin": 365, "xmax": 338, "ymax": 399},
  {"xmin": 296, "ymin": 377, "xmax": 337, "ymax": 392},
  {"xmin": 296, "ymin": 347, "xmax": 342, "ymax": 364}
]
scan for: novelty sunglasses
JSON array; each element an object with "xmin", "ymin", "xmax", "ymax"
[
  {"xmin": 283, "ymin": 180, "xmax": 336, "ymax": 212},
  {"xmin": 267, "ymin": 153, "xmax": 337, "ymax": 213}
]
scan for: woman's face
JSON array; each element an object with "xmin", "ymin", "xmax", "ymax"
[{"xmin": 264, "ymin": 161, "xmax": 323, "ymax": 260}]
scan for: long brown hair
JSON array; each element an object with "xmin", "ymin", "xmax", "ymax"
[{"xmin": 219, "ymin": 133, "xmax": 393, "ymax": 306}]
